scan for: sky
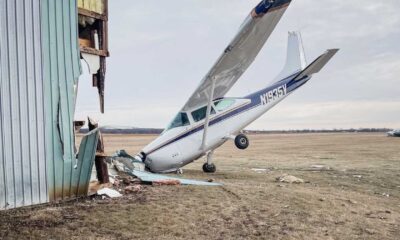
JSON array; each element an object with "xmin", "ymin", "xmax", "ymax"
[{"xmin": 75, "ymin": 0, "xmax": 400, "ymax": 130}]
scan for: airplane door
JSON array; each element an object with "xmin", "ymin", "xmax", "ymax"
[{"xmin": 169, "ymin": 128, "xmax": 186, "ymax": 168}]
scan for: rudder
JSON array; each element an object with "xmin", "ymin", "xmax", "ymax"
[{"xmin": 275, "ymin": 32, "xmax": 307, "ymax": 80}]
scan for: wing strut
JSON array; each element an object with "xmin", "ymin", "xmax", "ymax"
[{"xmin": 200, "ymin": 77, "xmax": 216, "ymax": 150}]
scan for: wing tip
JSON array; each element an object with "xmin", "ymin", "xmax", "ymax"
[
  {"xmin": 327, "ymin": 48, "xmax": 340, "ymax": 54},
  {"xmin": 251, "ymin": 0, "xmax": 292, "ymax": 18}
]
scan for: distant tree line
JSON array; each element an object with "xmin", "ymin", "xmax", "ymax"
[
  {"xmin": 80, "ymin": 127, "xmax": 164, "ymax": 134},
  {"xmin": 243, "ymin": 128, "xmax": 392, "ymax": 134},
  {"xmin": 79, "ymin": 127, "xmax": 393, "ymax": 135}
]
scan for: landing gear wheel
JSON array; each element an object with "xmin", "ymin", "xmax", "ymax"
[
  {"xmin": 235, "ymin": 134, "xmax": 249, "ymax": 150},
  {"xmin": 202, "ymin": 163, "xmax": 216, "ymax": 173}
]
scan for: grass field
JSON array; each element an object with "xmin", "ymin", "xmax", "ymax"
[{"xmin": 0, "ymin": 133, "xmax": 399, "ymax": 239}]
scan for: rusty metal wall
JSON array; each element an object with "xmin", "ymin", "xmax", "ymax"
[{"xmin": 0, "ymin": 0, "xmax": 48, "ymax": 209}]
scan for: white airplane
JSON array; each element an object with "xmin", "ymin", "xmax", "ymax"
[{"xmin": 136, "ymin": 0, "xmax": 339, "ymax": 173}]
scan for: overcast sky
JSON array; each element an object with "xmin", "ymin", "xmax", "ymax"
[{"xmin": 75, "ymin": 0, "xmax": 400, "ymax": 130}]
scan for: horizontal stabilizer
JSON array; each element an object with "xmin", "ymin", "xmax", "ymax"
[{"xmin": 293, "ymin": 49, "xmax": 339, "ymax": 81}]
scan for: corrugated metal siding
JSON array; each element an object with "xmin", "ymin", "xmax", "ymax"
[
  {"xmin": 1, "ymin": 0, "xmax": 99, "ymax": 209},
  {"xmin": 41, "ymin": 0, "xmax": 92, "ymax": 201},
  {"xmin": 71, "ymin": 129, "xmax": 99, "ymax": 197},
  {"xmin": 0, "ymin": 0, "xmax": 48, "ymax": 209},
  {"xmin": 78, "ymin": 0, "xmax": 106, "ymax": 14}
]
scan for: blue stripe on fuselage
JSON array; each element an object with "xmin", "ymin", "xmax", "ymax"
[{"xmin": 244, "ymin": 72, "xmax": 309, "ymax": 105}]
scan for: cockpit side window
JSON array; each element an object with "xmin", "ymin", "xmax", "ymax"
[
  {"xmin": 166, "ymin": 112, "xmax": 190, "ymax": 130},
  {"xmin": 214, "ymin": 99, "xmax": 235, "ymax": 112},
  {"xmin": 191, "ymin": 106, "xmax": 216, "ymax": 122}
]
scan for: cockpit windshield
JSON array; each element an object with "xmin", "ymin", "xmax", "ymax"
[
  {"xmin": 191, "ymin": 106, "xmax": 216, "ymax": 122},
  {"xmin": 214, "ymin": 99, "xmax": 235, "ymax": 111},
  {"xmin": 165, "ymin": 112, "xmax": 190, "ymax": 130},
  {"xmin": 164, "ymin": 99, "xmax": 236, "ymax": 132}
]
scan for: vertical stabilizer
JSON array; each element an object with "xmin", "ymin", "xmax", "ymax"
[{"xmin": 275, "ymin": 31, "xmax": 307, "ymax": 80}]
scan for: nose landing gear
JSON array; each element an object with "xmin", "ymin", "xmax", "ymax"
[
  {"xmin": 202, "ymin": 163, "xmax": 216, "ymax": 173},
  {"xmin": 202, "ymin": 150, "xmax": 216, "ymax": 173}
]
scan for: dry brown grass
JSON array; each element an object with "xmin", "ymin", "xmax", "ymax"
[{"xmin": 0, "ymin": 133, "xmax": 399, "ymax": 240}]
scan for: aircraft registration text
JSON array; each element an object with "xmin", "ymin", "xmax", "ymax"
[{"xmin": 260, "ymin": 84, "xmax": 287, "ymax": 105}]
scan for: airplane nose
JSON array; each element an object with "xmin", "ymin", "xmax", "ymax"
[
  {"xmin": 139, "ymin": 151, "xmax": 147, "ymax": 161},
  {"xmin": 141, "ymin": 154, "xmax": 153, "ymax": 169},
  {"xmin": 144, "ymin": 158, "xmax": 152, "ymax": 169}
]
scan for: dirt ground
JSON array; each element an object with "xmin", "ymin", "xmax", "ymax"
[{"xmin": 0, "ymin": 133, "xmax": 399, "ymax": 240}]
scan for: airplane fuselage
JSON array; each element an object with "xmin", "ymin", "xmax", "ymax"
[
  {"xmin": 141, "ymin": 73, "xmax": 310, "ymax": 173},
  {"xmin": 137, "ymin": 0, "xmax": 338, "ymax": 173}
]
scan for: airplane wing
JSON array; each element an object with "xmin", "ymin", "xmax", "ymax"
[{"xmin": 181, "ymin": 0, "xmax": 292, "ymax": 111}]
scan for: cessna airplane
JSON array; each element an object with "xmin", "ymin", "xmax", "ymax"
[{"xmin": 136, "ymin": 0, "xmax": 339, "ymax": 173}]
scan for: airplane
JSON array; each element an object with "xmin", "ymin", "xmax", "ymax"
[
  {"xmin": 387, "ymin": 129, "xmax": 400, "ymax": 137},
  {"xmin": 135, "ymin": 0, "xmax": 339, "ymax": 173}
]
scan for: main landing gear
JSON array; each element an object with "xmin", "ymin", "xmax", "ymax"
[
  {"xmin": 235, "ymin": 134, "xmax": 249, "ymax": 150},
  {"xmin": 202, "ymin": 134, "xmax": 249, "ymax": 173},
  {"xmin": 203, "ymin": 150, "xmax": 216, "ymax": 173}
]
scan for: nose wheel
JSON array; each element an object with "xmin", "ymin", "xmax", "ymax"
[
  {"xmin": 202, "ymin": 163, "xmax": 216, "ymax": 173},
  {"xmin": 202, "ymin": 150, "xmax": 216, "ymax": 173}
]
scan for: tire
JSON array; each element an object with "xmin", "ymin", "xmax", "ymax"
[
  {"xmin": 202, "ymin": 163, "xmax": 216, "ymax": 173},
  {"xmin": 235, "ymin": 134, "xmax": 249, "ymax": 150}
]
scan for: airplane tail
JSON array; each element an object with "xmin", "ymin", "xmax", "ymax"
[
  {"xmin": 275, "ymin": 31, "xmax": 339, "ymax": 81},
  {"xmin": 275, "ymin": 31, "xmax": 307, "ymax": 81}
]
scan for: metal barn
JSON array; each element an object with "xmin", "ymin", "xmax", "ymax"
[{"xmin": 0, "ymin": 0, "xmax": 109, "ymax": 210}]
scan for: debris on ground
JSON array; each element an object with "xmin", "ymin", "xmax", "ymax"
[
  {"xmin": 374, "ymin": 192, "xmax": 390, "ymax": 198},
  {"xmin": 251, "ymin": 168, "xmax": 270, "ymax": 173},
  {"xmin": 311, "ymin": 164, "xmax": 330, "ymax": 169},
  {"xmin": 121, "ymin": 176, "xmax": 134, "ymax": 185},
  {"xmin": 107, "ymin": 149, "xmax": 223, "ymax": 187},
  {"xmin": 91, "ymin": 150, "xmax": 223, "ymax": 199},
  {"xmin": 108, "ymin": 167, "xmax": 119, "ymax": 177},
  {"xmin": 97, "ymin": 188, "xmax": 122, "ymax": 198},
  {"xmin": 347, "ymin": 199, "xmax": 357, "ymax": 204},
  {"xmin": 110, "ymin": 149, "xmax": 146, "ymax": 172},
  {"xmin": 130, "ymin": 170, "xmax": 222, "ymax": 186},
  {"xmin": 307, "ymin": 165, "xmax": 331, "ymax": 171},
  {"xmin": 276, "ymin": 174, "xmax": 304, "ymax": 184},
  {"xmin": 364, "ymin": 228, "xmax": 376, "ymax": 235},
  {"xmin": 112, "ymin": 160, "xmax": 126, "ymax": 172},
  {"xmin": 124, "ymin": 185, "xmax": 142, "ymax": 194},
  {"xmin": 153, "ymin": 179, "xmax": 181, "ymax": 186}
]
